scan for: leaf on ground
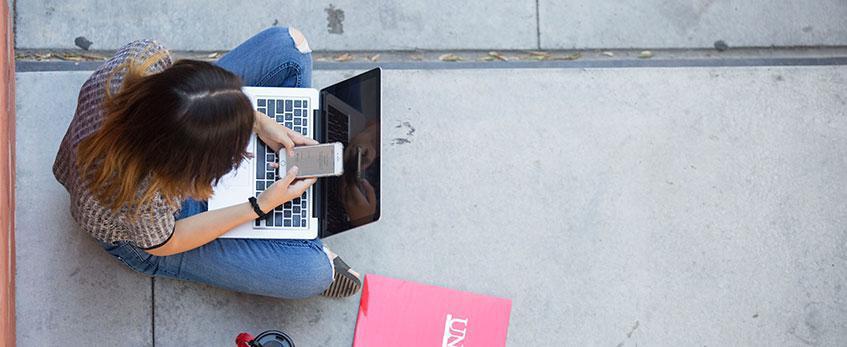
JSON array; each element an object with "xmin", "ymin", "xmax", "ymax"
[
  {"xmin": 56, "ymin": 54, "xmax": 84, "ymax": 62},
  {"xmin": 438, "ymin": 53, "xmax": 463, "ymax": 62},
  {"xmin": 34, "ymin": 53, "xmax": 54, "ymax": 61},
  {"xmin": 638, "ymin": 50, "xmax": 653, "ymax": 59},
  {"xmin": 207, "ymin": 52, "xmax": 222, "ymax": 58},
  {"xmin": 80, "ymin": 54, "xmax": 107, "ymax": 60},
  {"xmin": 334, "ymin": 53, "xmax": 354, "ymax": 62},
  {"xmin": 601, "ymin": 51, "xmax": 615, "ymax": 57},
  {"xmin": 529, "ymin": 55, "xmax": 548, "ymax": 61},
  {"xmin": 481, "ymin": 56, "xmax": 496, "ymax": 61},
  {"xmin": 528, "ymin": 51, "xmax": 550, "ymax": 57},
  {"xmin": 487, "ymin": 51, "xmax": 508, "ymax": 61},
  {"xmin": 551, "ymin": 52, "xmax": 581, "ymax": 60},
  {"xmin": 368, "ymin": 54, "xmax": 381, "ymax": 62}
]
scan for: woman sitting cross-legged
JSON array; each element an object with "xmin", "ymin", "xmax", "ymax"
[{"xmin": 53, "ymin": 27, "xmax": 361, "ymax": 299}]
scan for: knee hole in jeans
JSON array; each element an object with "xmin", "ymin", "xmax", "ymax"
[{"xmin": 288, "ymin": 27, "xmax": 312, "ymax": 54}]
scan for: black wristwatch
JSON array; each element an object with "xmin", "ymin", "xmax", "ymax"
[{"xmin": 248, "ymin": 197, "xmax": 269, "ymax": 219}]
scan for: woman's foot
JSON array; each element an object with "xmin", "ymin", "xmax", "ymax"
[{"xmin": 321, "ymin": 247, "xmax": 362, "ymax": 298}]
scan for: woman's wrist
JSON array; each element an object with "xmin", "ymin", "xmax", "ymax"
[{"xmin": 254, "ymin": 195, "xmax": 275, "ymax": 214}]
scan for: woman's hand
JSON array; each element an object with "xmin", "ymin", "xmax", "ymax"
[
  {"xmin": 254, "ymin": 111, "xmax": 318, "ymax": 156},
  {"xmin": 256, "ymin": 166, "xmax": 317, "ymax": 212}
]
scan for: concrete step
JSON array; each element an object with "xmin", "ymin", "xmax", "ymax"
[
  {"xmin": 15, "ymin": 65, "xmax": 847, "ymax": 345},
  {"xmin": 15, "ymin": 1, "xmax": 847, "ymax": 51}
]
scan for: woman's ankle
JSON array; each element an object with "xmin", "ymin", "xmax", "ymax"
[{"xmin": 323, "ymin": 246, "xmax": 336, "ymax": 277}]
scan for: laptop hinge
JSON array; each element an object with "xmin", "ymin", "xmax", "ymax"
[
  {"xmin": 313, "ymin": 108, "xmax": 325, "ymax": 237},
  {"xmin": 313, "ymin": 109, "xmax": 323, "ymax": 142}
]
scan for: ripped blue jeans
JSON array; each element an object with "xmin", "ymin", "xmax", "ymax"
[{"xmin": 100, "ymin": 27, "xmax": 332, "ymax": 299}]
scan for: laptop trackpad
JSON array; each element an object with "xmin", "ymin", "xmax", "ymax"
[{"xmin": 219, "ymin": 160, "xmax": 251, "ymax": 188}]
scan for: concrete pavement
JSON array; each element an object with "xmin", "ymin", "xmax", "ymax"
[
  {"xmin": 15, "ymin": 71, "xmax": 152, "ymax": 346},
  {"xmin": 16, "ymin": 66, "xmax": 847, "ymax": 346}
]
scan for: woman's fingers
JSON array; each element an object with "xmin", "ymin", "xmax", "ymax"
[
  {"xmin": 264, "ymin": 122, "xmax": 321, "ymax": 157},
  {"xmin": 280, "ymin": 135, "xmax": 295, "ymax": 156},
  {"xmin": 280, "ymin": 166, "xmax": 299, "ymax": 186},
  {"xmin": 286, "ymin": 127, "xmax": 318, "ymax": 145},
  {"xmin": 288, "ymin": 177, "xmax": 317, "ymax": 195}
]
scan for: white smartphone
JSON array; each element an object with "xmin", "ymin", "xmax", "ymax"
[{"xmin": 278, "ymin": 142, "xmax": 344, "ymax": 178}]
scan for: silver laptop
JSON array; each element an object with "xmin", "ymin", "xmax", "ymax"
[{"xmin": 209, "ymin": 68, "xmax": 382, "ymax": 240}]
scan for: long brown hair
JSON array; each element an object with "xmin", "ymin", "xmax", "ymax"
[{"xmin": 77, "ymin": 56, "xmax": 254, "ymax": 213}]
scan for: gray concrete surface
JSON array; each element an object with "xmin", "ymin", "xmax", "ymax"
[
  {"xmin": 16, "ymin": 66, "xmax": 847, "ymax": 345},
  {"xmin": 540, "ymin": 0, "xmax": 847, "ymax": 49},
  {"xmin": 15, "ymin": 71, "xmax": 152, "ymax": 346},
  {"xmin": 16, "ymin": 1, "xmax": 847, "ymax": 51},
  {"xmin": 14, "ymin": 1, "xmax": 537, "ymax": 51}
]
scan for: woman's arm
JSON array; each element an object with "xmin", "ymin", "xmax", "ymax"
[
  {"xmin": 145, "ymin": 201, "xmax": 258, "ymax": 256},
  {"xmin": 145, "ymin": 167, "xmax": 316, "ymax": 256}
]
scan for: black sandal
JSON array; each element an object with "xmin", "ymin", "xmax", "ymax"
[{"xmin": 321, "ymin": 256, "xmax": 362, "ymax": 298}]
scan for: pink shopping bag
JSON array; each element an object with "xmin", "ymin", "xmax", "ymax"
[{"xmin": 353, "ymin": 274, "xmax": 512, "ymax": 347}]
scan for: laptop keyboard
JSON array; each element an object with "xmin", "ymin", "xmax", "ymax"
[{"xmin": 253, "ymin": 97, "xmax": 311, "ymax": 229}]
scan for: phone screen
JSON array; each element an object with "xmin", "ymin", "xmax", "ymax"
[{"xmin": 283, "ymin": 144, "xmax": 340, "ymax": 177}]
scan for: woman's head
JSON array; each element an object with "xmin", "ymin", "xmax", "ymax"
[{"xmin": 78, "ymin": 56, "xmax": 255, "ymax": 211}]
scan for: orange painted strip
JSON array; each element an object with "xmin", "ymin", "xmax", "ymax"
[{"xmin": 0, "ymin": 0, "xmax": 15, "ymax": 345}]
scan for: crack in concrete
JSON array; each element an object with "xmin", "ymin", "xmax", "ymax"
[{"xmin": 626, "ymin": 320, "xmax": 639, "ymax": 338}]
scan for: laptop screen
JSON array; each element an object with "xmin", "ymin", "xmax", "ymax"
[{"xmin": 319, "ymin": 68, "xmax": 381, "ymax": 237}]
